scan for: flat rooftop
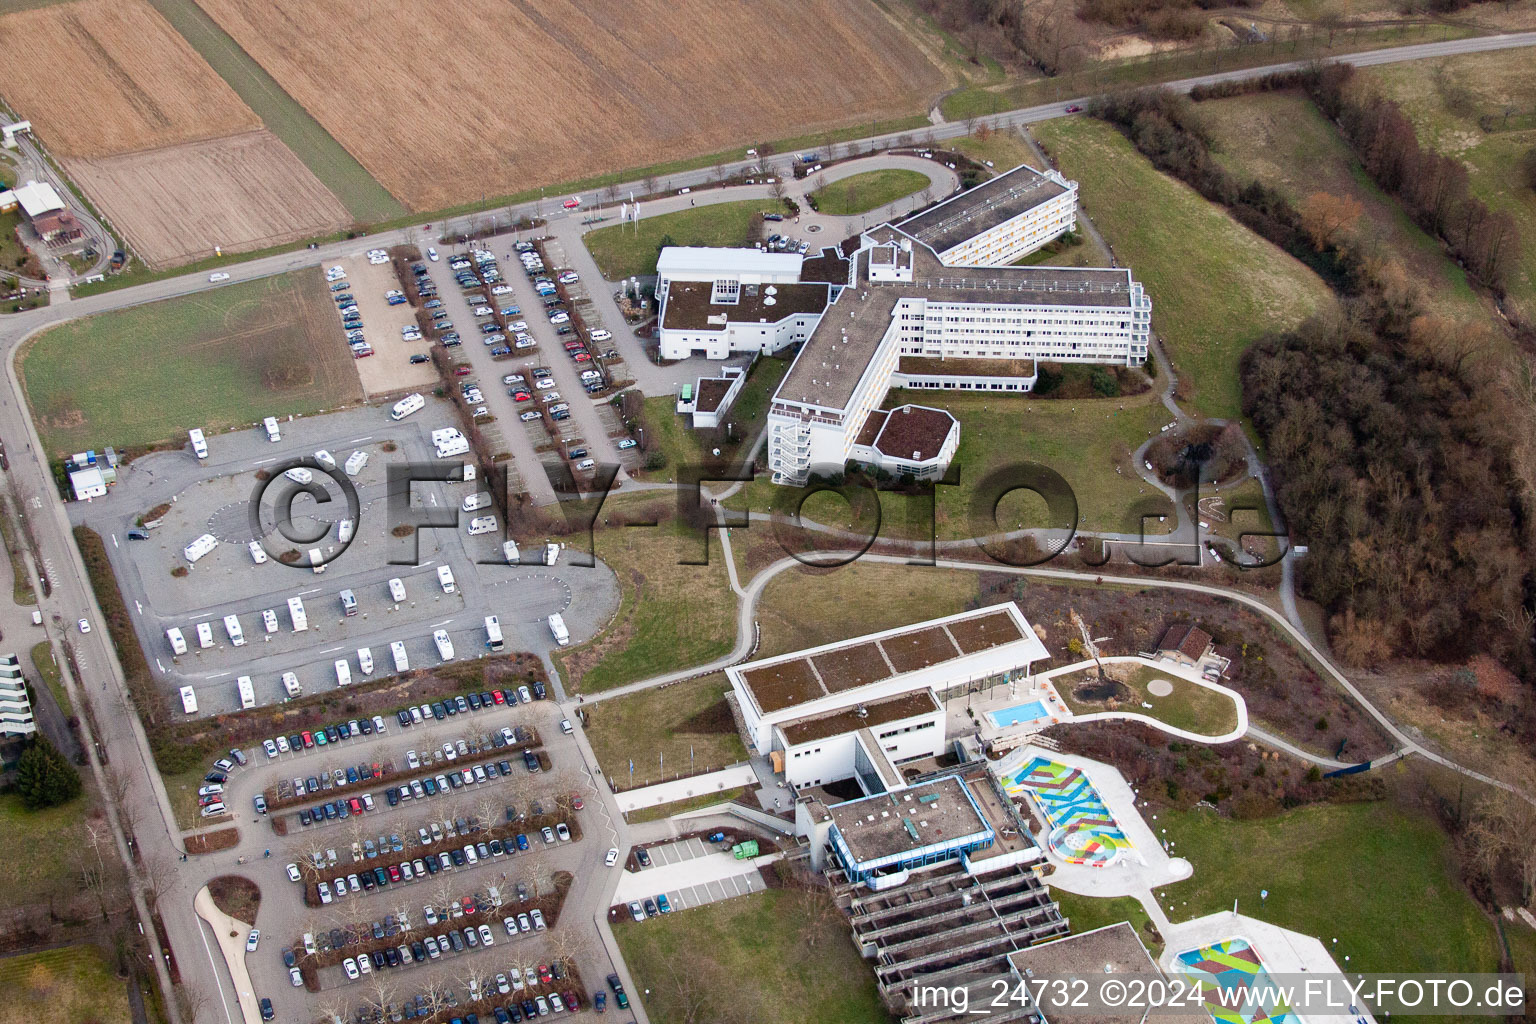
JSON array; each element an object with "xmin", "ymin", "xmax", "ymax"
[
  {"xmin": 775, "ymin": 227, "xmax": 1133, "ymax": 412},
  {"xmin": 829, "ymin": 775, "xmax": 988, "ymax": 865},
  {"xmin": 734, "ymin": 604, "xmax": 1036, "ymax": 717},
  {"xmin": 1009, "ymin": 923, "xmax": 1207, "ymax": 1024},
  {"xmin": 899, "ymin": 354, "xmax": 1037, "ymax": 379},
  {"xmin": 778, "ymin": 690, "xmax": 940, "ymax": 746},
  {"xmin": 874, "ymin": 404, "xmax": 955, "ymax": 462},
  {"xmin": 656, "ymin": 246, "xmax": 801, "ymax": 278},
  {"xmin": 694, "ymin": 377, "xmax": 733, "ymax": 413},
  {"xmin": 897, "ymin": 163, "xmax": 1070, "ymax": 255},
  {"xmin": 799, "ymin": 246, "xmax": 852, "ymax": 285},
  {"xmin": 661, "ymin": 279, "xmax": 829, "ymax": 332}
]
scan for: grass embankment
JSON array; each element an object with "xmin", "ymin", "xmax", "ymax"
[
  {"xmin": 1154, "ymin": 799, "xmax": 1512, "ymax": 992},
  {"xmin": 555, "ymin": 517, "xmax": 736, "ymax": 692},
  {"xmin": 30, "ymin": 641, "xmax": 69, "ymax": 715},
  {"xmin": 0, "ymin": 944, "xmax": 133, "ymax": 1024},
  {"xmin": 1366, "ymin": 49, "xmax": 1536, "ymax": 326},
  {"xmin": 1051, "ymin": 891, "xmax": 1164, "ymax": 956},
  {"xmin": 0, "ymin": 499, "xmax": 36, "ymax": 604},
  {"xmin": 1054, "ymin": 663, "xmax": 1240, "ymax": 736},
  {"xmin": 726, "ymin": 388, "xmax": 1176, "ymax": 540},
  {"xmin": 614, "ymin": 888, "xmax": 887, "ymax": 1024},
  {"xmin": 583, "ymin": 200, "xmax": 786, "ymax": 279},
  {"xmin": 941, "ymin": 22, "xmax": 1472, "ymax": 121},
  {"xmin": 1031, "ymin": 117, "xmax": 1332, "ymax": 421},
  {"xmin": 951, "ymin": 131, "xmax": 1041, "ymax": 173},
  {"xmin": 809, "ymin": 168, "xmax": 930, "ymax": 215},
  {"xmin": 22, "ymin": 270, "xmax": 361, "ymax": 455},
  {"xmin": 626, "ymin": 787, "xmax": 750, "ymax": 824},
  {"xmin": 583, "ymin": 673, "xmax": 746, "ymax": 787},
  {"xmin": 143, "ymin": 0, "xmax": 402, "ymax": 222},
  {"xmin": 1200, "ymin": 90, "xmax": 1491, "ymax": 329},
  {"xmin": 636, "ymin": 355, "xmax": 790, "ymax": 480}
]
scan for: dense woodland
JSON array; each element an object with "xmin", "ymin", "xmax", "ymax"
[{"xmin": 1087, "ymin": 80, "xmax": 1536, "ymax": 705}]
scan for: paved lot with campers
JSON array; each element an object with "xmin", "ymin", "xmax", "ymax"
[{"xmin": 69, "ymin": 399, "xmax": 619, "ymax": 716}]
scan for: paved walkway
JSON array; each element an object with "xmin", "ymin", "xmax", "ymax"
[
  {"xmin": 614, "ymin": 762, "xmax": 756, "ymax": 813},
  {"xmin": 192, "ymin": 887, "xmax": 261, "ymax": 1024}
]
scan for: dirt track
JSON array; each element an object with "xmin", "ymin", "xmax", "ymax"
[{"xmin": 66, "ymin": 130, "xmax": 350, "ymax": 267}]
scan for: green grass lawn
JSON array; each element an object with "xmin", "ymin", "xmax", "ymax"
[
  {"xmin": 556, "ymin": 517, "xmax": 736, "ymax": 692},
  {"xmin": 30, "ymin": 641, "xmax": 69, "ymax": 716},
  {"xmin": 1366, "ymin": 50, "xmax": 1536, "ymax": 327},
  {"xmin": 584, "ymin": 200, "xmax": 785, "ymax": 279},
  {"xmin": 0, "ymin": 791, "xmax": 95, "ymax": 905},
  {"xmin": 1199, "ymin": 90, "xmax": 1490, "ymax": 329},
  {"xmin": 0, "ymin": 208, "xmax": 31, "ymax": 277},
  {"xmin": 21, "ymin": 270, "xmax": 362, "ymax": 455},
  {"xmin": 583, "ymin": 673, "xmax": 746, "ymax": 785},
  {"xmin": 614, "ymin": 887, "xmax": 887, "ymax": 1024},
  {"xmin": 0, "ymin": 945, "xmax": 132, "ymax": 1024},
  {"xmin": 951, "ymin": 131, "xmax": 1042, "ymax": 173},
  {"xmin": 725, "ymin": 388, "xmax": 1176, "ymax": 540},
  {"xmin": 1154, "ymin": 800, "xmax": 1505, "ymax": 985},
  {"xmin": 755, "ymin": 561, "xmax": 982, "ymax": 658},
  {"xmin": 0, "ymin": 505, "xmax": 35, "ymax": 605},
  {"xmin": 1051, "ymin": 891, "xmax": 1164, "ymax": 956},
  {"xmin": 1055, "ymin": 663, "xmax": 1239, "ymax": 736},
  {"xmin": 637, "ymin": 355, "xmax": 790, "ymax": 479},
  {"xmin": 1031, "ymin": 118, "xmax": 1332, "ymax": 421},
  {"xmin": 144, "ymin": 0, "xmax": 402, "ymax": 222},
  {"xmin": 626, "ymin": 786, "xmax": 750, "ymax": 824},
  {"xmin": 809, "ymin": 169, "xmax": 930, "ymax": 216}
]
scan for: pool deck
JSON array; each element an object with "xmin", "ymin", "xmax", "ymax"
[
  {"xmin": 1162, "ymin": 912, "xmax": 1377, "ymax": 1024},
  {"xmin": 993, "ymin": 744, "xmax": 1192, "ymax": 898},
  {"xmin": 952, "ymin": 656, "xmax": 1247, "ymax": 753}
]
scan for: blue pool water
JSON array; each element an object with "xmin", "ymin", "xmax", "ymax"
[{"xmin": 986, "ymin": 699, "xmax": 1051, "ymax": 728}]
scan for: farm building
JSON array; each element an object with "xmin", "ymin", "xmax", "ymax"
[{"xmin": 11, "ymin": 180, "xmax": 82, "ymax": 244}]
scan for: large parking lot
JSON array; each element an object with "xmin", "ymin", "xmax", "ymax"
[
  {"xmin": 207, "ymin": 697, "xmax": 625, "ymax": 1022},
  {"xmin": 69, "ymin": 399, "xmax": 619, "ymax": 716}
]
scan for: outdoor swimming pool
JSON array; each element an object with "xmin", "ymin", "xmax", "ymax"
[
  {"xmin": 986, "ymin": 699, "xmax": 1051, "ymax": 729},
  {"xmin": 1175, "ymin": 938, "xmax": 1298, "ymax": 1024},
  {"xmin": 1000, "ymin": 756, "xmax": 1131, "ymax": 866}
]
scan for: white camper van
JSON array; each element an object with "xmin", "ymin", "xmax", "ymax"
[
  {"xmin": 195, "ymin": 622, "xmax": 214, "ymax": 649},
  {"xmin": 433, "ymin": 629, "xmax": 455, "ymax": 662},
  {"xmin": 184, "ymin": 534, "xmax": 218, "ymax": 563},
  {"xmin": 390, "ymin": 641, "xmax": 409, "ymax": 673},
  {"xmin": 547, "ymin": 613, "xmax": 569, "ymax": 647},
  {"xmin": 223, "ymin": 614, "xmax": 246, "ymax": 647},
  {"xmin": 166, "ymin": 627, "xmax": 188, "ymax": 656},
  {"xmin": 189, "ymin": 428, "xmax": 208, "ymax": 459},
  {"xmin": 391, "ymin": 393, "xmax": 425, "ymax": 420},
  {"xmin": 436, "ymin": 566, "xmax": 455, "ymax": 594},
  {"xmin": 236, "ymin": 676, "xmax": 256, "ymax": 710},
  {"xmin": 180, "ymin": 686, "xmax": 198, "ymax": 714},
  {"xmin": 282, "ymin": 672, "xmax": 302, "ymax": 698},
  {"xmin": 263, "ymin": 416, "xmax": 281, "ymax": 442}
]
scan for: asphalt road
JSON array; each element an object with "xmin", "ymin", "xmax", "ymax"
[{"xmin": 0, "ymin": 31, "xmax": 1532, "ymax": 1024}]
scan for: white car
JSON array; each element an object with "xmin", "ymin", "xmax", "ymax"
[
  {"xmin": 427, "ymin": 247, "xmax": 439, "ymax": 261},
  {"xmin": 617, "ymin": 439, "xmax": 637, "ymax": 450},
  {"xmin": 342, "ymin": 958, "xmax": 359, "ymax": 981},
  {"xmin": 247, "ymin": 540, "xmax": 268, "ymax": 564},
  {"xmin": 549, "ymin": 312, "xmax": 570, "ymax": 325},
  {"xmin": 509, "ymin": 320, "xmax": 528, "ymax": 333},
  {"xmin": 263, "ymin": 738, "xmax": 279, "ymax": 759},
  {"xmin": 535, "ymin": 378, "xmax": 556, "ymax": 390},
  {"xmin": 605, "ymin": 847, "xmax": 620, "ymax": 867},
  {"xmin": 542, "ymin": 392, "xmax": 561, "ymax": 404},
  {"xmin": 519, "ymin": 411, "xmax": 540, "ymax": 422},
  {"xmin": 589, "ymin": 328, "xmax": 612, "ymax": 342},
  {"xmin": 285, "ymin": 862, "xmax": 301, "ymax": 882},
  {"xmin": 245, "ymin": 929, "xmax": 260, "ymax": 952},
  {"xmin": 326, "ymin": 266, "xmax": 346, "ymax": 281},
  {"xmin": 77, "ymin": 618, "xmax": 90, "ymax": 634},
  {"xmin": 209, "ymin": 272, "xmax": 230, "ymax": 282},
  {"xmin": 558, "ymin": 271, "xmax": 579, "ymax": 284}
]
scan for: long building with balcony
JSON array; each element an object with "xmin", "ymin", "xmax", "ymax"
[
  {"xmin": 0, "ymin": 653, "xmax": 35, "ymax": 737},
  {"xmin": 766, "ymin": 226, "xmax": 1150, "ymax": 485}
]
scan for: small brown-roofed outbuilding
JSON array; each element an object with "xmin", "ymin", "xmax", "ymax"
[
  {"xmin": 1156, "ymin": 623, "xmax": 1213, "ymax": 666},
  {"xmin": 873, "ymin": 405, "xmax": 956, "ymax": 462}
]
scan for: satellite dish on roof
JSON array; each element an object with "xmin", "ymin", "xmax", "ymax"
[
  {"xmin": 765, "ymin": 285, "xmax": 777, "ymax": 294},
  {"xmin": 763, "ymin": 296, "xmax": 776, "ymax": 306}
]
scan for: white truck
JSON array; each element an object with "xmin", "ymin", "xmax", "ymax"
[
  {"xmin": 263, "ymin": 416, "xmax": 281, "ymax": 442},
  {"xmin": 223, "ymin": 614, "xmax": 246, "ymax": 647},
  {"xmin": 391, "ymin": 393, "xmax": 424, "ymax": 420},
  {"xmin": 433, "ymin": 629, "xmax": 455, "ymax": 662},
  {"xmin": 184, "ymin": 533, "xmax": 218, "ymax": 563},
  {"xmin": 547, "ymin": 613, "xmax": 569, "ymax": 647},
  {"xmin": 166, "ymin": 627, "xmax": 188, "ymax": 655},
  {"xmin": 180, "ymin": 686, "xmax": 198, "ymax": 714},
  {"xmin": 287, "ymin": 596, "xmax": 308, "ymax": 632},
  {"xmin": 236, "ymin": 676, "xmax": 256, "ymax": 710},
  {"xmin": 390, "ymin": 641, "xmax": 409, "ymax": 673},
  {"xmin": 189, "ymin": 428, "xmax": 208, "ymax": 459}
]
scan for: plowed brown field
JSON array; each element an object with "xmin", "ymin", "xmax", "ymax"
[
  {"xmin": 191, "ymin": 0, "xmax": 947, "ymax": 209},
  {"xmin": 67, "ymin": 130, "xmax": 350, "ymax": 267},
  {"xmin": 0, "ymin": 0, "xmax": 259, "ymax": 157}
]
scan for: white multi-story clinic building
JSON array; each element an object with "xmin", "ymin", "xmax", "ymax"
[
  {"xmin": 0, "ymin": 653, "xmax": 36, "ymax": 737},
  {"xmin": 727, "ymin": 603, "xmax": 1049, "ymax": 794},
  {"xmin": 652, "ymin": 163, "xmax": 1151, "ymax": 486}
]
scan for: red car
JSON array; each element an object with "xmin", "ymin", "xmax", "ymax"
[
  {"xmin": 571, "ymin": 795, "xmax": 584, "ymax": 811},
  {"xmin": 492, "ymin": 690, "xmax": 506, "ymax": 705},
  {"xmin": 562, "ymin": 198, "xmax": 581, "ymax": 209},
  {"xmin": 453, "ymin": 365, "xmax": 472, "ymax": 376},
  {"xmin": 388, "ymin": 864, "xmax": 401, "ymax": 882},
  {"xmin": 461, "ymin": 896, "xmax": 477, "ymax": 916},
  {"xmin": 573, "ymin": 353, "xmax": 591, "ymax": 362},
  {"xmin": 1065, "ymin": 104, "xmax": 1083, "ymax": 113},
  {"xmin": 513, "ymin": 391, "xmax": 532, "ymax": 402},
  {"xmin": 538, "ymin": 964, "xmax": 553, "ymax": 984},
  {"xmin": 349, "ymin": 797, "xmax": 364, "ymax": 814},
  {"xmin": 301, "ymin": 731, "xmax": 314, "ymax": 748},
  {"xmin": 562, "ymin": 991, "xmax": 581, "ymax": 1010}
]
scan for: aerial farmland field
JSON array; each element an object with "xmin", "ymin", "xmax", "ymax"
[
  {"xmin": 67, "ymin": 130, "xmax": 350, "ymax": 266},
  {"xmin": 0, "ymin": 0, "xmax": 258, "ymax": 157},
  {"xmin": 190, "ymin": 0, "xmax": 948, "ymax": 210}
]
